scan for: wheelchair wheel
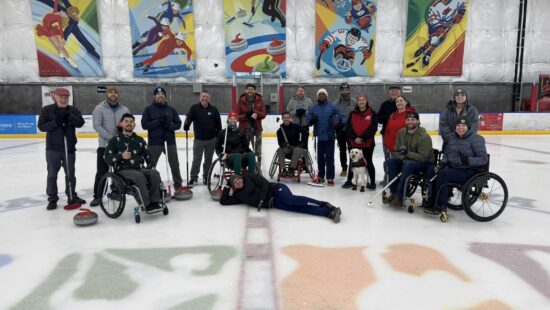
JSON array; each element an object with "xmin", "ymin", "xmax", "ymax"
[
  {"xmin": 269, "ymin": 152, "xmax": 279, "ymax": 179},
  {"xmin": 404, "ymin": 174, "xmax": 420, "ymax": 199},
  {"xmin": 98, "ymin": 172, "xmax": 126, "ymax": 218},
  {"xmin": 207, "ymin": 158, "xmax": 226, "ymax": 195},
  {"xmin": 303, "ymin": 151, "xmax": 314, "ymax": 180},
  {"xmin": 462, "ymin": 172, "xmax": 508, "ymax": 222}
]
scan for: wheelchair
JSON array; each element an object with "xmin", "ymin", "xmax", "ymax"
[
  {"xmin": 403, "ymin": 152, "xmax": 508, "ymax": 222},
  {"xmin": 268, "ymin": 148, "xmax": 314, "ymax": 182},
  {"xmin": 206, "ymin": 153, "xmax": 261, "ymax": 199},
  {"xmin": 98, "ymin": 169, "xmax": 169, "ymax": 223}
]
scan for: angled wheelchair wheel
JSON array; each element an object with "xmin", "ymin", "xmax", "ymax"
[
  {"xmin": 404, "ymin": 174, "xmax": 420, "ymax": 199},
  {"xmin": 98, "ymin": 172, "xmax": 126, "ymax": 219},
  {"xmin": 207, "ymin": 158, "xmax": 225, "ymax": 195},
  {"xmin": 269, "ymin": 152, "xmax": 279, "ymax": 179},
  {"xmin": 462, "ymin": 172, "xmax": 508, "ymax": 222},
  {"xmin": 303, "ymin": 151, "xmax": 314, "ymax": 180}
]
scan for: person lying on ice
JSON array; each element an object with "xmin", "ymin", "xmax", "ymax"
[{"xmin": 219, "ymin": 174, "xmax": 342, "ymax": 223}]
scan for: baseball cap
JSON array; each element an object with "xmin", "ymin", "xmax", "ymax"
[
  {"xmin": 454, "ymin": 88, "xmax": 467, "ymax": 96},
  {"xmin": 339, "ymin": 82, "xmax": 350, "ymax": 90},
  {"xmin": 54, "ymin": 88, "xmax": 70, "ymax": 96},
  {"xmin": 406, "ymin": 112, "xmax": 419, "ymax": 120},
  {"xmin": 153, "ymin": 86, "xmax": 166, "ymax": 95},
  {"xmin": 228, "ymin": 111, "xmax": 238, "ymax": 119}
]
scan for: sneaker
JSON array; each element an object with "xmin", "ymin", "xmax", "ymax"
[
  {"xmin": 367, "ymin": 183, "xmax": 376, "ymax": 190},
  {"xmin": 69, "ymin": 196, "xmax": 86, "ymax": 205},
  {"xmin": 340, "ymin": 170, "xmax": 347, "ymax": 177},
  {"xmin": 47, "ymin": 201, "xmax": 57, "ymax": 210},
  {"xmin": 90, "ymin": 198, "xmax": 100, "ymax": 207},
  {"xmin": 389, "ymin": 195, "xmax": 402, "ymax": 207},
  {"xmin": 342, "ymin": 181, "xmax": 354, "ymax": 189},
  {"xmin": 327, "ymin": 179, "xmax": 334, "ymax": 186},
  {"xmin": 317, "ymin": 177, "xmax": 325, "ymax": 184},
  {"xmin": 188, "ymin": 177, "xmax": 198, "ymax": 186},
  {"xmin": 382, "ymin": 193, "xmax": 394, "ymax": 204},
  {"xmin": 109, "ymin": 191, "xmax": 121, "ymax": 201},
  {"xmin": 331, "ymin": 208, "xmax": 342, "ymax": 223}
]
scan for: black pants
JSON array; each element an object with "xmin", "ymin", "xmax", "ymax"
[
  {"xmin": 346, "ymin": 147, "xmax": 375, "ymax": 185},
  {"xmin": 149, "ymin": 144, "xmax": 183, "ymax": 188},
  {"xmin": 93, "ymin": 147, "xmax": 109, "ymax": 199},
  {"xmin": 46, "ymin": 151, "xmax": 76, "ymax": 202},
  {"xmin": 336, "ymin": 129, "xmax": 349, "ymax": 170}
]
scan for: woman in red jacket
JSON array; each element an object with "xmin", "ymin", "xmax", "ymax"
[
  {"xmin": 342, "ymin": 95, "xmax": 378, "ymax": 190},
  {"xmin": 383, "ymin": 95, "xmax": 415, "ymax": 153}
]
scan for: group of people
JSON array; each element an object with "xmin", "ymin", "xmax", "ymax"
[{"xmin": 38, "ymin": 81, "xmax": 486, "ymax": 222}]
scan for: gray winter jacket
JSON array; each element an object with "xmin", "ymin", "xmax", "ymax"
[
  {"xmin": 92, "ymin": 101, "xmax": 130, "ymax": 147},
  {"xmin": 439, "ymin": 101, "xmax": 479, "ymax": 144},
  {"xmin": 334, "ymin": 96, "xmax": 357, "ymax": 123},
  {"xmin": 287, "ymin": 96, "xmax": 313, "ymax": 126}
]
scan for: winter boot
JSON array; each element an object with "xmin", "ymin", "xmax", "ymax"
[
  {"xmin": 90, "ymin": 198, "xmax": 100, "ymax": 207},
  {"xmin": 47, "ymin": 201, "xmax": 57, "ymax": 210}
]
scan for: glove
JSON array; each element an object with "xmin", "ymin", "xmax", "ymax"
[
  {"xmin": 257, "ymin": 200, "xmax": 264, "ymax": 212},
  {"xmin": 296, "ymin": 108, "xmax": 305, "ymax": 118},
  {"xmin": 362, "ymin": 48, "xmax": 372, "ymax": 60},
  {"xmin": 55, "ymin": 109, "xmax": 69, "ymax": 125},
  {"xmin": 183, "ymin": 121, "xmax": 191, "ymax": 131},
  {"xmin": 320, "ymin": 41, "xmax": 329, "ymax": 53},
  {"xmin": 396, "ymin": 146, "xmax": 408, "ymax": 156},
  {"xmin": 310, "ymin": 115, "xmax": 318, "ymax": 125},
  {"xmin": 459, "ymin": 153, "xmax": 469, "ymax": 165}
]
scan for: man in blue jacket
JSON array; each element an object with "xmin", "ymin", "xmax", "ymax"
[
  {"xmin": 307, "ymin": 88, "xmax": 345, "ymax": 186},
  {"xmin": 141, "ymin": 86, "xmax": 184, "ymax": 192},
  {"xmin": 426, "ymin": 115, "xmax": 488, "ymax": 215}
]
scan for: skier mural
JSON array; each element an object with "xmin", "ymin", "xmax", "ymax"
[
  {"xmin": 315, "ymin": 0, "xmax": 377, "ymax": 77},
  {"xmin": 130, "ymin": 0, "xmax": 196, "ymax": 78},
  {"xmin": 403, "ymin": 0, "xmax": 468, "ymax": 76}
]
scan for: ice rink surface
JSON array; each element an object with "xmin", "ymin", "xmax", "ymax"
[{"xmin": 1, "ymin": 135, "xmax": 549, "ymax": 309}]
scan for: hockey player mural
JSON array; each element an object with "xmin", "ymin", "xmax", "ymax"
[
  {"xmin": 129, "ymin": 0, "xmax": 195, "ymax": 78},
  {"xmin": 315, "ymin": 0, "xmax": 377, "ymax": 77},
  {"xmin": 404, "ymin": 0, "xmax": 468, "ymax": 77}
]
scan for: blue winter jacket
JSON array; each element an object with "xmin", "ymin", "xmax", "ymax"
[
  {"xmin": 141, "ymin": 102, "xmax": 182, "ymax": 146},
  {"xmin": 307, "ymin": 101, "xmax": 345, "ymax": 141},
  {"xmin": 444, "ymin": 130, "xmax": 488, "ymax": 169}
]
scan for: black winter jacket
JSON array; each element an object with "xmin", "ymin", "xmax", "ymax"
[
  {"xmin": 377, "ymin": 99, "xmax": 396, "ymax": 135},
  {"xmin": 276, "ymin": 123, "xmax": 306, "ymax": 148},
  {"xmin": 37, "ymin": 104, "xmax": 85, "ymax": 153},
  {"xmin": 216, "ymin": 127, "xmax": 251, "ymax": 155},
  {"xmin": 141, "ymin": 102, "xmax": 182, "ymax": 146},
  {"xmin": 220, "ymin": 174, "xmax": 275, "ymax": 207},
  {"xmin": 184, "ymin": 103, "xmax": 222, "ymax": 140}
]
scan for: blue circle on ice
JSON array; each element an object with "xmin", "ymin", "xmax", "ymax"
[{"xmin": 0, "ymin": 255, "xmax": 13, "ymax": 268}]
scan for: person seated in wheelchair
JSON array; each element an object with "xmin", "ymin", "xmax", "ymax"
[
  {"xmin": 425, "ymin": 115, "xmax": 488, "ymax": 215},
  {"xmin": 104, "ymin": 113, "xmax": 162, "ymax": 211},
  {"xmin": 220, "ymin": 174, "xmax": 342, "ymax": 223},
  {"xmin": 383, "ymin": 112, "xmax": 434, "ymax": 207},
  {"xmin": 215, "ymin": 111, "xmax": 256, "ymax": 175},
  {"xmin": 276, "ymin": 111, "xmax": 307, "ymax": 176}
]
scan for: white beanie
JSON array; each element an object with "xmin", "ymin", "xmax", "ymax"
[{"xmin": 317, "ymin": 88, "xmax": 328, "ymax": 97}]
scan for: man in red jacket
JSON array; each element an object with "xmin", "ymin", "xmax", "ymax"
[{"xmin": 236, "ymin": 83, "xmax": 267, "ymax": 166}]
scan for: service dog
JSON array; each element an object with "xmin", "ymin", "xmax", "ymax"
[{"xmin": 349, "ymin": 148, "xmax": 368, "ymax": 192}]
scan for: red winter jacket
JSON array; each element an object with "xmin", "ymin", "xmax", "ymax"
[
  {"xmin": 346, "ymin": 106, "xmax": 378, "ymax": 148},
  {"xmin": 236, "ymin": 93, "xmax": 267, "ymax": 131},
  {"xmin": 383, "ymin": 106, "xmax": 416, "ymax": 152}
]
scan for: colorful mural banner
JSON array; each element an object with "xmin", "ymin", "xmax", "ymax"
[
  {"xmin": 224, "ymin": 0, "xmax": 286, "ymax": 78},
  {"xmin": 314, "ymin": 0, "xmax": 376, "ymax": 77},
  {"xmin": 403, "ymin": 0, "xmax": 468, "ymax": 77},
  {"xmin": 129, "ymin": 0, "xmax": 196, "ymax": 78},
  {"xmin": 31, "ymin": 0, "xmax": 104, "ymax": 77}
]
